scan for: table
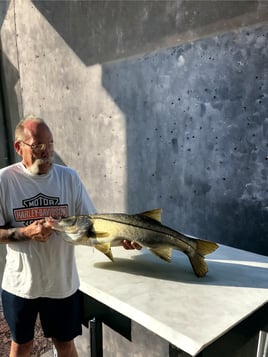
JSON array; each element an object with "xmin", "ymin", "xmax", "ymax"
[{"xmin": 75, "ymin": 244, "xmax": 268, "ymax": 356}]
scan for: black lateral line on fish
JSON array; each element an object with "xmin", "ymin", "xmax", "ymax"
[{"xmin": 90, "ymin": 216, "xmax": 198, "ymax": 252}]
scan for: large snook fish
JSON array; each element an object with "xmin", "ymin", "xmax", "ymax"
[{"xmin": 48, "ymin": 209, "xmax": 218, "ymax": 277}]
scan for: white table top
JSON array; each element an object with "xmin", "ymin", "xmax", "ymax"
[{"xmin": 75, "ymin": 244, "xmax": 268, "ymax": 356}]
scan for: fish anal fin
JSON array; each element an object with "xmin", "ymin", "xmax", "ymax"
[
  {"xmin": 140, "ymin": 208, "xmax": 162, "ymax": 222},
  {"xmin": 95, "ymin": 243, "xmax": 114, "ymax": 262},
  {"xmin": 150, "ymin": 247, "xmax": 172, "ymax": 262}
]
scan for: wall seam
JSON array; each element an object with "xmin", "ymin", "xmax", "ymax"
[{"xmin": 12, "ymin": 0, "xmax": 24, "ymax": 118}]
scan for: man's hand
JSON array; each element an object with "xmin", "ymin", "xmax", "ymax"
[
  {"xmin": 20, "ymin": 219, "xmax": 53, "ymax": 242},
  {"xmin": 122, "ymin": 239, "xmax": 142, "ymax": 250}
]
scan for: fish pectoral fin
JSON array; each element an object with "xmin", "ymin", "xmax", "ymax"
[
  {"xmin": 95, "ymin": 231, "xmax": 110, "ymax": 238},
  {"xmin": 150, "ymin": 247, "xmax": 172, "ymax": 262},
  {"xmin": 140, "ymin": 208, "xmax": 162, "ymax": 222},
  {"xmin": 95, "ymin": 243, "xmax": 114, "ymax": 262}
]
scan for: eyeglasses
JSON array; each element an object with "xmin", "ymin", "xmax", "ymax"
[{"xmin": 21, "ymin": 141, "xmax": 54, "ymax": 154}]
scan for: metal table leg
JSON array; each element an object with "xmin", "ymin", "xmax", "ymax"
[
  {"xmin": 89, "ymin": 318, "xmax": 103, "ymax": 357},
  {"xmin": 257, "ymin": 331, "xmax": 268, "ymax": 357}
]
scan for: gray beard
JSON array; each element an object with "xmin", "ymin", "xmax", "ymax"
[{"xmin": 28, "ymin": 158, "xmax": 53, "ymax": 175}]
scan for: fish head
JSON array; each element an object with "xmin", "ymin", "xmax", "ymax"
[{"xmin": 47, "ymin": 215, "xmax": 95, "ymax": 243}]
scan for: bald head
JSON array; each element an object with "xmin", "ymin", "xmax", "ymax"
[
  {"xmin": 15, "ymin": 115, "xmax": 52, "ymax": 143},
  {"xmin": 14, "ymin": 115, "xmax": 54, "ymax": 175}
]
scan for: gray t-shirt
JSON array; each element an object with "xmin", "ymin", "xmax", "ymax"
[{"xmin": 0, "ymin": 162, "xmax": 95, "ymax": 298}]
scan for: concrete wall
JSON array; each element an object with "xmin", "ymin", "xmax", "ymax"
[
  {"xmin": 1, "ymin": 0, "xmax": 267, "ymax": 254},
  {"xmin": 1, "ymin": 1, "xmax": 268, "ymax": 355}
]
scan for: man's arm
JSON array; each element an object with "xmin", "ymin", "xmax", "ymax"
[
  {"xmin": 0, "ymin": 220, "xmax": 53, "ymax": 244},
  {"xmin": 0, "ymin": 227, "xmax": 29, "ymax": 243}
]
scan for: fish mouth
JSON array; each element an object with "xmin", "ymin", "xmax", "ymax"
[
  {"xmin": 46, "ymin": 216, "xmax": 93, "ymax": 236},
  {"xmin": 58, "ymin": 216, "xmax": 94, "ymax": 237}
]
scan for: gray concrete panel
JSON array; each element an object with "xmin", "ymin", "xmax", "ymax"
[
  {"xmin": 32, "ymin": 0, "xmax": 268, "ymax": 66},
  {"xmin": 101, "ymin": 24, "xmax": 268, "ymax": 255}
]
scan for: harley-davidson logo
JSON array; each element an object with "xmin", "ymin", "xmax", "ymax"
[
  {"xmin": 13, "ymin": 193, "xmax": 69, "ymax": 224},
  {"xmin": 23, "ymin": 193, "xmax": 60, "ymax": 207}
]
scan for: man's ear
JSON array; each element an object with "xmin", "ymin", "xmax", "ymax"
[{"xmin": 14, "ymin": 141, "xmax": 22, "ymax": 156}]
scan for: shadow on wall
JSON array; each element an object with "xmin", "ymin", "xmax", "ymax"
[
  {"xmin": 101, "ymin": 24, "xmax": 268, "ymax": 255},
  {"xmin": 0, "ymin": 1, "xmax": 9, "ymax": 29},
  {"xmin": 0, "ymin": 1, "xmax": 13, "ymax": 167},
  {"xmin": 30, "ymin": 1, "xmax": 268, "ymax": 255},
  {"xmin": 53, "ymin": 152, "xmax": 67, "ymax": 167},
  {"xmin": 32, "ymin": 0, "xmax": 259, "ymax": 66},
  {"xmin": 0, "ymin": 51, "xmax": 21, "ymax": 164}
]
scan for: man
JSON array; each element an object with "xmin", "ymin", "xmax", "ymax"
[{"xmin": 0, "ymin": 115, "xmax": 140, "ymax": 357}]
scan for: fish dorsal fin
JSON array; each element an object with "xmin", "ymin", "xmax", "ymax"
[
  {"xmin": 95, "ymin": 243, "xmax": 114, "ymax": 262},
  {"xmin": 140, "ymin": 208, "xmax": 162, "ymax": 222},
  {"xmin": 150, "ymin": 247, "xmax": 172, "ymax": 262}
]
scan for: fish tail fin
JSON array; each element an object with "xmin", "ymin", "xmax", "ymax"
[
  {"xmin": 188, "ymin": 240, "xmax": 218, "ymax": 278},
  {"xmin": 188, "ymin": 254, "xmax": 208, "ymax": 278},
  {"xmin": 196, "ymin": 239, "xmax": 219, "ymax": 256}
]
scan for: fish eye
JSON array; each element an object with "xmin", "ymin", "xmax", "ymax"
[{"xmin": 78, "ymin": 216, "xmax": 93, "ymax": 228}]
